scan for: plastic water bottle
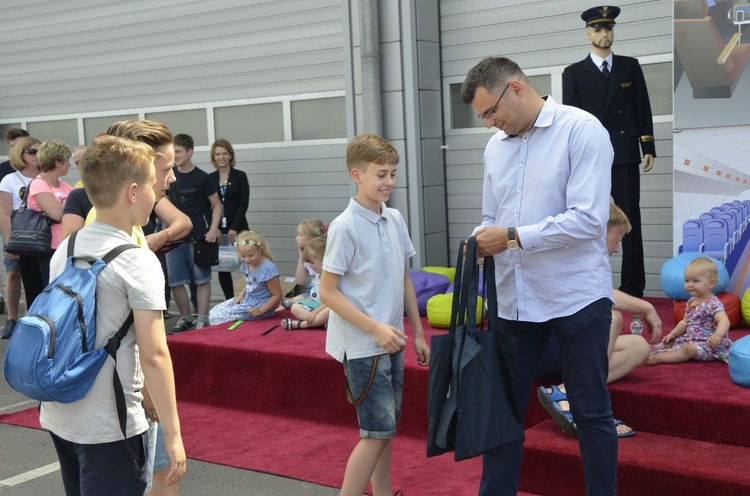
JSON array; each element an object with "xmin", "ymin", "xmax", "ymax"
[{"xmin": 630, "ymin": 315, "xmax": 643, "ymax": 336}]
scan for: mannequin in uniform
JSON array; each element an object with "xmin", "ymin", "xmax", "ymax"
[{"xmin": 563, "ymin": 5, "xmax": 656, "ymax": 298}]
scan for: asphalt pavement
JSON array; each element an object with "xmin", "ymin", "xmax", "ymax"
[{"xmin": 0, "ymin": 309, "xmax": 340, "ymax": 496}]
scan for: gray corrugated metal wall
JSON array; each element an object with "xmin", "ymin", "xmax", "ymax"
[
  {"xmin": 440, "ymin": 0, "xmax": 673, "ymax": 296},
  {"xmin": 1, "ymin": 0, "xmax": 345, "ymax": 117},
  {"xmin": 0, "ymin": 0, "xmax": 349, "ymax": 295}
]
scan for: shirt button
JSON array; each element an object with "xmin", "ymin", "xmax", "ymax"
[{"xmin": 620, "ymin": 131, "xmax": 625, "ymax": 135}]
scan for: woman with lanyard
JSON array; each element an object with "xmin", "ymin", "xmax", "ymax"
[{"xmin": 208, "ymin": 139, "xmax": 249, "ymax": 300}]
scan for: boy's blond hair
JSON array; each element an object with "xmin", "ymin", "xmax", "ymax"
[
  {"xmin": 303, "ymin": 235, "xmax": 327, "ymax": 263},
  {"xmin": 687, "ymin": 257, "xmax": 718, "ymax": 280},
  {"xmin": 345, "ymin": 134, "xmax": 399, "ymax": 172},
  {"xmin": 38, "ymin": 139, "xmax": 72, "ymax": 172},
  {"xmin": 236, "ymin": 230, "xmax": 275, "ymax": 262},
  {"xmin": 80, "ymin": 136, "xmax": 154, "ymax": 209},
  {"xmin": 297, "ymin": 218, "xmax": 328, "ymax": 239},
  {"xmin": 9, "ymin": 136, "xmax": 41, "ymax": 171},
  {"xmin": 608, "ymin": 202, "xmax": 632, "ymax": 233}
]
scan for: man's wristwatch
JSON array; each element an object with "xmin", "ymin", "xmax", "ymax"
[{"xmin": 507, "ymin": 227, "xmax": 519, "ymax": 251}]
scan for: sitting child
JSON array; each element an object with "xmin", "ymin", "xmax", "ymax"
[
  {"xmin": 648, "ymin": 257, "xmax": 731, "ymax": 365},
  {"xmin": 280, "ymin": 236, "xmax": 329, "ymax": 330},
  {"xmin": 292, "ymin": 218, "xmax": 327, "ymax": 295},
  {"xmin": 208, "ymin": 230, "xmax": 282, "ymax": 326}
]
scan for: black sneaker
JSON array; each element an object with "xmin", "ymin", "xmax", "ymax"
[
  {"xmin": 169, "ymin": 317, "xmax": 195, "ymax": 335},
  {"xmin": 1, "ymin": 319, "xmax": 16, "ymax": 339}
]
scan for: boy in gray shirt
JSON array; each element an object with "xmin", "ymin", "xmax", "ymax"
[{"xmin": 320, "ymin": 134, "xmax": 430, "ymax": 496}]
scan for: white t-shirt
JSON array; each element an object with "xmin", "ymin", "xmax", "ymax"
[
  {"xmin": 323, "ymin": 198, "xmax": 416, "ymax": 362},
  {"xmin": 0, "ymin": 171, "xmax": 34, "ymax": 210},
  {"xmin": 39, "ymin": 222, "xmax": 166, "ymax": 444}
]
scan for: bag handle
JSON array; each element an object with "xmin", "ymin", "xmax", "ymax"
[
  {"xmin": 459, "ymin": 236, "xmax": 481, "ymax": 336},
  {"xmin": 448, "ymin": 239, "xmax": 468, "ymax": 333}
]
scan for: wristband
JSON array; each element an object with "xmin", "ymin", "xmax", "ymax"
[{"xmin": 164, "ymin": 228, "xmax": 172, "ymax": 245}]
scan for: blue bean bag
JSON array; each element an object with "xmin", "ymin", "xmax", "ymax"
[
  {"xmin": 660, "ymin": 253, "xmax": 729, "ymax": 300},
  {"xmin": 409, "ymin": 270, "xmax": 451, "ymax": 316},
  {"xmin": 729, "ymin": 335, "xmax": 750, "ymax": 387}
]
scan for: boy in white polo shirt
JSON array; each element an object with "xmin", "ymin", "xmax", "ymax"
[{"xmin": 320, "ymin": 134, "xmax": 430, "ymax": 496}]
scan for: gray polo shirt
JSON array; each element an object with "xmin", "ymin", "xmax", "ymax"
[{"xmin": 323, "ymin": 198, "xmax": 416, "ymax": 362}]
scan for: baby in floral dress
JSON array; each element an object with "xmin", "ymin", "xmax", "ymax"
[{"xmin": 649, "ymin": 257, "xmax": 731, "ymax": 365}]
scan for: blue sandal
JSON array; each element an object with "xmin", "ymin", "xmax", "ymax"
[
  {"xmin": 537, "ymin": 385, "xmax": 578, "ymax": 438},
  {"xmin": 615, "ymin": 419, "xmax": 636, "ymax": 438}
]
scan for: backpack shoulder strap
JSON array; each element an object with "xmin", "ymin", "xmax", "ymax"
[
  {"xmin": 97, "ymin": 242, "xmax": 141, "ymax": 463},
  {"xmin": 67, "ymin": 231, "xmax": 78, "ymax": 258},
  {"xmin": 102, "ymin": 243, "xmax": 139, "ymax": 264},
  {"xmin": 67, "ymin": 231, "xmax": 138, "ymax": 264}
]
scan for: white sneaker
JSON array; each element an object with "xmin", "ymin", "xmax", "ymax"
[{"xmin": 194, "ymin": 320, "xmax": 208, "ymax": 329}]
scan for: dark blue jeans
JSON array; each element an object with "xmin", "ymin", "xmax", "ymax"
[{"xmin": 479, "ymin": 297, "xmax": 617, "ymax": 496}]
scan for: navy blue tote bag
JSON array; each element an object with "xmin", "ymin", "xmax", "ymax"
[{"xmin": 427, "ymin": 236, "xmax": 524, "ymax": 461}]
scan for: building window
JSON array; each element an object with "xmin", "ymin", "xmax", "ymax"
[
  {"xmin": 84, "ymin": 115, "xmax": 138, "ymax": 144},
  {"xmin": 214, "ymin": 104, "xmax": 284, "ymax": 144},
  {"xmin": 642, "ymin": 62, "xmax": 672, "ymax": 116},
  {"xmin": 291, "ymin": 97, "xmax": 346, "ymax": 140},
  {"xmin": 28, "ymin": 120, "xmax": 79, "ymax": 148},
  {"xmin": 146, "ymin": 110, "xmax": 208, "ymax": 146}
]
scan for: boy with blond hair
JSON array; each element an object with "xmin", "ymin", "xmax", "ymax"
[
  {"xmin": 320, "ymin": 134, "xmax": 430, "ymax": 496},
  {"xmin": 39, "ymin": 135, "xmax": 186, "ymax": 495}
]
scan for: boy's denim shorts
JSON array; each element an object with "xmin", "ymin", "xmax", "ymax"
[
  {"xmin": 166, "ymin": 241, "xmax": 212, "ymax": 286},
  {"xmin": 3, "ymin": 256, "xmax": 20, "ymax": 273},
  {"xmin": 343, "ymin": 350, "xmax": 404, "ymax": 439}
]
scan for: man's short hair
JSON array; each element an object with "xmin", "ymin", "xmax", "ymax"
[
  {"xmin": 460, "ymin": 57, "xmax": 526, "ymax": 105},
  {"xmin": 9, "ymin": 136, "xmax": 40, "ymax": 171},
  {"xmin": 72, "ymin": 145, "xmax": 87, "ymax": 166},
  {"xmin": 105, "ymin": 120, "xmax": 173, "ymax": 151},
  {"xmin": 80, "ymin": 135, "xmax": 154, "ymax": 209},
  {"xmin": 4, "ymin": 128, "xmax": 29, "ymax": 143},
  {"xmin": 345, "ymin": 134, "xmax": 399, "ymax": 173},
  {"xmin": 173, "ymin": 134, "xmax": 194, "ymax": 151},
  {"xmin": 38, "ymin": 139, "xmax": 72, "ymax": 173}
]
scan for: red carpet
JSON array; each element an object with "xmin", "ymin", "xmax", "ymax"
[{"xmin": 3, "ymin": 297, "xmax": 749, "ymax": 495}]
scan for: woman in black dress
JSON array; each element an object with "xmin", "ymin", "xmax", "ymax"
[{"xmin": 208, "ymin": 139, "xmax": 249, "ymax": 299}]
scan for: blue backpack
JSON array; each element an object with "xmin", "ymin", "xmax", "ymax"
[{"xmin": 4, "ymin": 231, "xmax": 138, "ymax": 406}]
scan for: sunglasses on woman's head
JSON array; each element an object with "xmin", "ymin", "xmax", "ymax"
[{"xmin": 25, "ymin": 148, "xmax": 38, "ymax": 155}]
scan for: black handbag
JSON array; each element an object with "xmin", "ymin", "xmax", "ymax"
[
  {"xmin": 427, "ymin": 237, "xmax": 524, "ymax": 461},
  {"xmin": 193, "ymin": 238, "xmax": 219, "ymax": 266},
  {"xmin": 5, "ymin": 181, "xmax": 52, "ymax": 256}
]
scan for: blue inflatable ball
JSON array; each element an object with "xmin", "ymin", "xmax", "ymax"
[{"xmin": 659, "ymin": 252, "xmax": 729, "ymax": 300}]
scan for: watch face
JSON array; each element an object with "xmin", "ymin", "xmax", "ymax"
[{"xmin": 507, "ymin": 239, "xmax": 519, "ymax": 251}]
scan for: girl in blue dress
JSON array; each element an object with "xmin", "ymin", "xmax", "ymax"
[{"xmin": 208, "ymin": 230, "xmax": 282, "ymax": 325}]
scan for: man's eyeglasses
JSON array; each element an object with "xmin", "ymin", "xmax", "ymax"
[
  {"xmin": 478, "ymin": 82, "xmax": 511, "ymax": 121},
  {"xmin": 24, "ymin": 148, "xmax": 38, "ymax": 155}
]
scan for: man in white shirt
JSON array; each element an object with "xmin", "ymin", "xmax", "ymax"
[{"xmin": 461, "ymin": 56, "xmax": 617, "ymax": 496}]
